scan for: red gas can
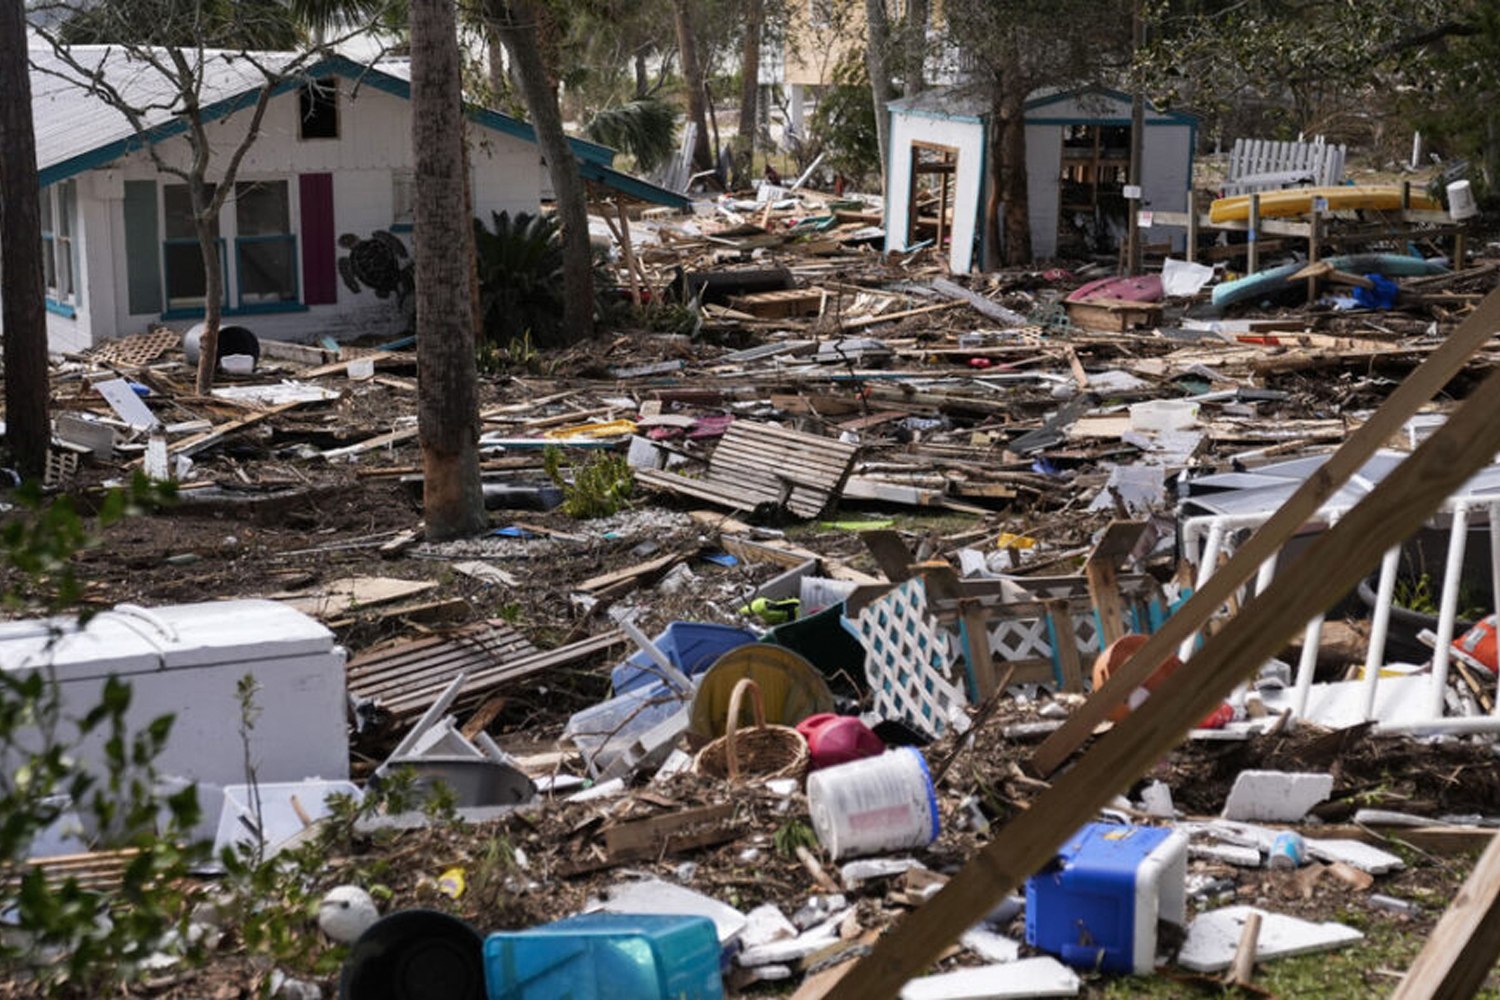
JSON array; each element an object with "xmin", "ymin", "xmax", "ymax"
[{"xmin": 795, "ymin": 714, "xmax": 885, "ymax": 771}]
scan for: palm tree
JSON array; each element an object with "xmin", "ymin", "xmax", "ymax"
[
  {"xmin": 1, "ymin": 0, "xmax": 50, "ymax": 478},
  {"xmin": 487, "ymin": 0, "xmax": 595, "ymax": 346},
  {"xmin": 410, "ymin": 0, "xmax": 486, "ymax": 539}
]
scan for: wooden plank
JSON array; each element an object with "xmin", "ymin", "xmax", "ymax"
[
  {"xmin": 1027, "ymin": 284, "xmax": 1500, "ymax": 779},
  {"xmin": 861, "ymin": 530, "xmax": 914, "ymax": 582},
  {"xmin": 1389, "ymin": 832, "xmax": 1500, "ymax": 1000},
  {"xmin": 824, "ymin": 302, "xmax": 1500, "ymax": 1000},
  {"xmin": 1084, "ymin": 560, "xmax": 1127, "ymax": 647},
  {"xmin": 1045, "ymin": 599, "xmax": 1084, "ymax": 693},
  {"xmin": 604, "ymin": 803, "xmax": 737, "ymax": 860},
  {"xmin": 169, "ymin": 400, "xmax": 307, "ymax": 458},
  {"xmin": 575, "ymin": 550, "xmax": 685, "ymax": 594}
]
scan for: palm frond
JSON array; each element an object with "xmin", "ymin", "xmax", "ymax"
[{"xmin": 583, "ymin": 97, "xmax": 678, "ymax": 172}]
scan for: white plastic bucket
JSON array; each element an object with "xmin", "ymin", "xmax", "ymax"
[
  {"xmin": 1448, "ymin": 180, "xmax": 1479, "ymax": 221},
  {"xmin": 806, "ymin": 747, "xmax": 939, "ymax": 860}
]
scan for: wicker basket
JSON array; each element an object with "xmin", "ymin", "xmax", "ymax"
[{"xmin": 694, "ymin": 678, "xmax": 809, "ymax": 784}]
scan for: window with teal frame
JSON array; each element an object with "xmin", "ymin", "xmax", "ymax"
[{"xmin": 234, "ymin": 180, "xmax": 298, "ymax": 307}]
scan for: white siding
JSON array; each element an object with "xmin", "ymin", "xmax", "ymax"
[
  {"xmin": 66, "ymin": 79, "xmax": 544, "ymax": 348},
  {"xmin": 884, "ymin": 112, "xmax": 986, "ymax": 275}
]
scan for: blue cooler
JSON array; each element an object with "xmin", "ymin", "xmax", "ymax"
[
  {"xmin": 484, "ymin": 912, "xmax": 724, "ymax": 1000},
  {"xmin": 1025, "ymin": 822, "xmax": 1187, "ymax": 974},
  {"xmin": 611, "ymin": 623, "xmax": 759, "ymax": 695}
]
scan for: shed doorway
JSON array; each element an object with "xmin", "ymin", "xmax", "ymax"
[
  {"xmin": 1058, "ymin": 123, "xmax": 1131, "ymax": 254},
  {"xmin": 906, "ymin": 141, "xmax": 959, "ymax": 253}
]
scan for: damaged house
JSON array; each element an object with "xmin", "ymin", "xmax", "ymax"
[
  {"xmin": 884, "ymin": 85, "xmax": 1197, "ymax": 270},
  {"xmin": 24, "ymin": 46, "xmax": 687, "ymax": 355}
]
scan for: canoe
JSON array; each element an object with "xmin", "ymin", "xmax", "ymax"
[
  {"xmin": 1211, "ymin": 253, "xmax": 1448, "ymax": 308},
  {"xmin": 1209, "ymin": 185, "xmax": 1440, "ymax": 224}
]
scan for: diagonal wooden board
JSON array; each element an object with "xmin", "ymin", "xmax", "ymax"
[
  {"xmin": 826, "ymin": 295, "xmax": 1500, "ymax": 1000},
  {"xmin": 1027, "ymin": 285, "xmax": 1500, "ymax": 778},
  {"xmin": 1389, "ymin": 832, "xmax": 1500, "ymax": 1000}
]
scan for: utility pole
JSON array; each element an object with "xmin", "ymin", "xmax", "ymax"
[
  {"xmin": 1126, "ymin": 0, "xmax": 1145, "ymax": 276},
  {"xmin": 0, "ymin": 0, "xmax": 52, "ymax": 479}
]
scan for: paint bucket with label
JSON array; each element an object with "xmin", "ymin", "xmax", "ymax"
[
  {"xmin": 806, "ymin": 747, "xmax": 939, "ymax": 860},
  {"xmin": 1448, "ymin": 179, "xmax": 1479, "ymax": 221},
  {"xmin": 1268, "ymin": 831, "xmax": 1306, "ymax": 870}
]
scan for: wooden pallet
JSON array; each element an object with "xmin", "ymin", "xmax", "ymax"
[
  {"xmin": 347, "ymin": 623, "xmax": 626, "ymax": 725},
  {"xmin": 727, "ymin": 287, "xmax": 824, "ymax": 319},
  {"xmin": 3, "ymin": 849, "xmax": 140, "ymax": 894},
  {"xmin": 635, "ymin": 420, "xmax": 859, "ymax": 519}
]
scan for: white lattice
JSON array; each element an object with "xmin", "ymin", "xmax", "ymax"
[{"xmin": 854, "ymin": 578, "xmax": 970, "ymax": 739}]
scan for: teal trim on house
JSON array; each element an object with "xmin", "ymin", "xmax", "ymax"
[
  {"xmin": 36, "ymin": 54, "xmax": 688, "ymax": 207},
  {"xmin": 45, "ymin": 299, "xmax": 77, "ymax": 318},
  {"xmin": 161, "ymin": 301, "xmax": 309, "ymax": 321}
]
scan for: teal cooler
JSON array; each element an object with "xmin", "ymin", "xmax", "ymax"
[
  {"xmin": 1025, "ymin": 822, "xmax": 1187, "ymax": 975},
  {"xmin": 484, "ymin": 912, "xmax": 724, "ymax": 1000}
]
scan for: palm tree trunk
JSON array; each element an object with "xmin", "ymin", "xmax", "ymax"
[
  {"xmin": 672, "ymin": 0, "xmax": 713, "ymax": 171},
  {"xmin": 490, "ymin": 0, "xmax": 595, "ymax": 346},
  {"xmin": 864, "ymin": 0, "xmax": 895, "ymax": 193},
  {"xmin": 487, "ymin": 31, "xmax": 506, "ymax": 104},
  {"xmin": 410, "ymin": 0, "xmax": 486, "ymax": 540},
  {"xmin": 904, "ymin": 0, "xmax": 927, "ymax": 95},
  {"xmin": 0, "ymin": 0, "xmax": 50, "ymax": 479},
  {"xmin": 737, "ymin": 0, "xmax": 763, "ymax": 145}
]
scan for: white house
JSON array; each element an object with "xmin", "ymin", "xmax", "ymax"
[
  {"xmin": 884, "ymin": 85, "xmax": 1197, "ymax": 271},
  {"xmin": 25, "ymin": 47, "xmax": 687, "ymax": 355}
]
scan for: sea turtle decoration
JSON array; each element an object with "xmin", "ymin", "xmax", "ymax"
[{"xmin": 337, "ymin": 230, "xmax": 413, "ymax": 307}]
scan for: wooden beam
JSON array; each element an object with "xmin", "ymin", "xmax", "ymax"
[
  {"xmin": 1389, "ymin": 832, "xmax": 1500, "ymax": 1000},
  {"xmin": 861, "ymin": 530, "xmax": 915, "ymax": 582},
  {"xmin": 1027, "ymin": 285, "xmax": 1500, "ymax": 778},
  {"xmin": 1045, "ymin": 599, "xmax": 1085, "ymax": 693},
  {"xmin": 826, "ymin": 311, "xmax": 1500, "ymax": 1000}
]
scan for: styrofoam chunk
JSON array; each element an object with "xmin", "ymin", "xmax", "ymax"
[
  {"xmin": 1189, "ymin": 843, "xmax": 1263, "ymax": 867},
  {"xmin": 961, "ymin": 927, "xmax": 1021, "ymax": 963},
  {"xmin": 1178, "ymin": 906, "xmax": 1363, "ymax": 973},
  {"xmin": 1222, "ymin": 770, "xmax": 1333, "ymax": 822},
  {"xmin": 1304, "ymin": 837, "xmax": 1404, "ymax": 874},
  {"xmin": 598, "ymin": 879, "xmax": 747, "ymax": 944},
  {"xmin": 736, "ymin": 929, "xmax": 838, "ymax": 967},
  {"xmin": 741, "ymin": 904, "xmax": 798, "ymax": 949},
  {"xmin": 898, "ymin": 958, "xmax": 1080, "ymax": 1000}
]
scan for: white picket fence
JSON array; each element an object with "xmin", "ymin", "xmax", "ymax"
[{"xmin": 1222, "ymin": 137, "xmax": 1347, "ymax": 196}]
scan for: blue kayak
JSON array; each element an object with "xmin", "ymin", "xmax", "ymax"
[{"xmin": 1211, "ymin": 253, "xmax": 1449, "ymax": 308}]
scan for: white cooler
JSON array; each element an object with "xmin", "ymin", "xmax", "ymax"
[{"xmin": 0, "ymin": 600, "xmax": 349, "ymax": 790}]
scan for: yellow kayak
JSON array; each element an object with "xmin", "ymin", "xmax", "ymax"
[{"xmin": 1209, "ymin": 185, "xmax": 1440, "ymax": 224}]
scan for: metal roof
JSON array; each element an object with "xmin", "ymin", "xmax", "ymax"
[{"xmin": 27, "ymin": 46, "xmax": 689, "ymax": 208}]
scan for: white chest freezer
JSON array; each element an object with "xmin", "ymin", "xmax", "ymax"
[{"xmin": 0, "ymin": 600, "xmax": 349, "ymax": 789}]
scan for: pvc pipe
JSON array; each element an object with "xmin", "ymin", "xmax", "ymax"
[
  {"xmin": 1254, "ymin": 553, "xmax": 1278, "ymax": 597},
  {"xmin": 1290, "ymin": 613, "xmax": 1325, "ymax": 720},
  {"xmin": 1181, "ymin": 522, "xmax": 1226, "ymax": 661},
  {"xmin": 1427, "ymin": 504, "xmax": 1470, "ymax": 719},
  {"xmin": 1361, "ymin": 546, "xmax": 1401, "ymax": 721},
  {"xmin": 1373, "ymin": 715, "xmax": 1500, "ymax": 736}
]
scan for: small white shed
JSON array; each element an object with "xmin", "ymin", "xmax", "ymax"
[{"xmin": 884, "ymin": 86, "xmax": 1197, "ymax": 271}]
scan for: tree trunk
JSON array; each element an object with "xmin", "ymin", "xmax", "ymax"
[
  {"xmin": 864, "ymin": 0, "xmax": 895, "ymax": 193},
  {"xmin": 672, "ymin": 0, "xmax": 713, "ymax": 171},
  {"xmin": 985, "ymin": 69, "xmax": 1031, "ymax": 270},
  {"xmin": 491, "ymin": 0, "xmax": 595, "ymax": 346},
  {"xmin": 904, "ymin": 0, "xmax": 927, "ymax": 96},
  {"xmin": 0, "ymin": 0, "xmax": 51, "ymax": 479},
  {"xmin": 487, "ymin": 30, "xmax": 507, "ymax": 104},
  {"xmin": 634, "ymin": 48, "xmax": 649, "ymax": 99},
  {"xmin": 193, "ymin": 201, "xmax": 223, "ymax": 394},
  {"xmin": 735, "ymin": 0, "xmax": 762, "ymax": 182},
  {"xmin": 410, "ymin": 0, "xmax": 486, "ymax": 541}
]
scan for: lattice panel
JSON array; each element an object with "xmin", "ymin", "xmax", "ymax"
[
  {"xmin": 854, "ymin": 578, "xmax": 969, "ymax": 739},
  {"xmin": 88, "ymin": 327, "xmax": 180, "ymax": 367}
]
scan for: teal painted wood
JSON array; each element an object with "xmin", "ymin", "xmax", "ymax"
[{"xmin": 123, "ymin": 180, "xmax": 161, "ymax": 315}]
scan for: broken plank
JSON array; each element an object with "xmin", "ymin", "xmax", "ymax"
[
  {"xmin": 929, "ymin": 277, "xmax": 1029, "ymax": 326},
  {"xmin": 575, "ymin": 551, "xmax": 686, "ymax": 594},
  {"xmin": 604, "ymin": 803, "xmax": 737, "ymax": 860},
  {"xmin": 1388, "ymin": 832, "xmax": 1500, "ymax": 1000},
  {"xmin": 168, "ymin": 400, "xmax": 307, "ymax": 458}
]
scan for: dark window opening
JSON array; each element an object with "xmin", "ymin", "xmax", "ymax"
[{"xmin": 299, "ymin": 81, "xmax": 339, "ymax": 140}]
